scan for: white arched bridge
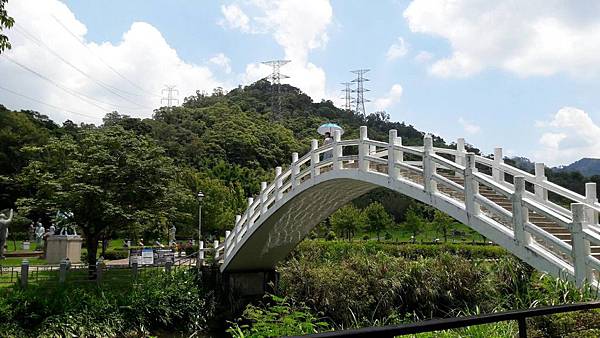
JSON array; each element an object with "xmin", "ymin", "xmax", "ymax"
[{"xmin": 214, "ymin": 126, "xmax": 600, "ymax": 289}]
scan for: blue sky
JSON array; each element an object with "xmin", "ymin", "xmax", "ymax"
[{"xmin": 2, "ymin": 0, "xmax": 600, "ymax": 166}]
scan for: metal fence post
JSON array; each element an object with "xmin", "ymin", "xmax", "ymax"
[
  {"xmin": 20, "ymin": 259, "xmax": 29, "ymax": 288},
  {"xmin": 165, "ymin": 261, "xmax": 172, "ymax": 274},
  {"xmin": 132, "ymin": 261, "xmax": 139, "ymax": 280},
  {"xmin": 59, "ymin": 259, "xmax": 68, "ymax": 284},
  {"xmin": 96, "ymin": 259, "xmax": 103, "ymax": 283}
]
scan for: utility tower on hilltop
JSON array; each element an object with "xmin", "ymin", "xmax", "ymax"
[
  {"xmin": 341, "ymin": 82, "xmax": 352, "ymax": 111},
  {"xmin": 161, "ymin": 85, "xmax": 179, "ymax": 109},
  {"xmin": 262, "ymin": 59, "xmax": 291, "ymax": 118},
  {"xmin": 351, "ymin": 69, "xmax": 370, "ymax": 115}
]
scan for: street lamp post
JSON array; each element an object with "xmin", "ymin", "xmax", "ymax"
[{"xmin": 197, "ymin": 191, "xmax": 204, "ymax": 267}]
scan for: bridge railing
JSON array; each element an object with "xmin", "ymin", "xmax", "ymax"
[{"xmin": 221, "ymin": 126, "xmax": 600, "ymax": 287}]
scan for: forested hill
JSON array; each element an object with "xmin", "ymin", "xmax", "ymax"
[{"xmin": 0, "ymin": 81, "xmax": 454, "ymax": 237}]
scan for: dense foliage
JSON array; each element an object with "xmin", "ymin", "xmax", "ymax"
[
  {"xmin": 0, "ymin": 269, "xmax": 214, "ymax": 337},
  {"xmin": 230, "ymin": 241, "xmax": 600, "ymax": 336}
]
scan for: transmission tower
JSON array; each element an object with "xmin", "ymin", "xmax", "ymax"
[
  {"xmin": 161, "ymin": 85, "xmax": 179, "ymax": 109},
  {"xmin": 341, "ymin": 82, "xmax": 353, "ymax": 111},
  {"xmin": 262, "ymin": 60, "xmax": 291, "ymax": 117},
  {"xmin": 351, "ymin": 69, "xmax": 370, "ymax": 115}
]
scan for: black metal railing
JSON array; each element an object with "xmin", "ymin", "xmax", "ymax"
[{"xmin": 293, "ymin": 301, "xmax": 600, "ymax": 338}]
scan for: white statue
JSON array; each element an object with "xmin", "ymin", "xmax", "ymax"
[
  {"xmin": 35, "ymin": 223, "xmax": 45, "ymax": 247},
  {"xmin": 169, "ymin": 224, "xmax": 176, "ymax": 245},
  {"xmin": 0, "ymin": 209, "xmax": 13, "ymax": 259}
]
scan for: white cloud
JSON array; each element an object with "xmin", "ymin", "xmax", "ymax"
[
  {"xmin": 458, "ymin": 117, "xmax": 481, "ymax": 134},
  {"xmin": 220, "ymin": 0, "xmax": 333, "ymax": 100},
  {"xmin": 218, "ymin": 4, "xmax": 251, "ymax": 33},
  {"xmin": 403, "ymin": 0, "xmax": 600, "ymax": 78},
  {"xmin": 534, "ymin": 107, "xmax": 600, "ymax": 166},
  {"xmin": 1, "ymin": 0, "xmax": 223, "ymax": 124},
  {"xmin": 414, "ymin": 50, "xmax": 433, "ymax": 63},
  {"xmin": 373, "ymin": 84, "xmax": 403, "ymax": 111},
  {"xmin": 209, "ymin": 53, "xmax": 232, "ymax": 74},
  {"xmin": 386, "ymin": 37, "xmax": 408, "ymax": 61}
]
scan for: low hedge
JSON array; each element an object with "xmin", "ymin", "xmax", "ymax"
[{"xmin": 291, "ymin": 240, "xmax": 508, "ymax": 262}]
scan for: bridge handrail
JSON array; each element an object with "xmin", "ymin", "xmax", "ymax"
[{"xmin": 223, "ymin": 127, "xmax": 600, "ymax": 290}]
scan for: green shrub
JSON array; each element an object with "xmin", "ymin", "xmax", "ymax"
[
  {"xmin": 0, "ymin": 268, "xmax": 214, "ymax": 337},
  {"xmin": 102, "ymin": 250, "xmax": 129, "ymax": 260},
  {"xmin": 325, "ymin": 231, "xmax": 336, "ymax": 241},
  {"xmin": 227, "ymin": 295, "xmax": 329, "ymax": 337},
  {"xmin": 290, "ymin": 240, "xmax": 508, "ymax": 263}
]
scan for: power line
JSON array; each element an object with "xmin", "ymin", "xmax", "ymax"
[
  {"xmin": 161, "ymin": 85, "xmax": 179, "ymax": 108},
  {"xmin": 50, "ymin": 15, "xmax": 161, "ymax": 99},
  {"xmin": 0, "ymin": 84, "xmax": 101, "ymax": 120},
  {"xmin": 262, "ymin": 59, "xmax": 290, "ymax": 118},
  {"xmin": 2, "ymin": 54, "xmax": 119, "ymax": 113},
  {"xmin": 341, "ymin": 82, "xmax": 352, "ymax": 111},
  {"xmin": 351, "ymin": 69, "xmax": 370, "ymax": 115},
  {"xmin": 12, "ymin": 23, "xmax": 153, "ymax": 109}
]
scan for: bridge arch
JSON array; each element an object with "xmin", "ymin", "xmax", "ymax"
[{"xmin": 217, "ymin": 127, "xmax": 600, "ymax": 289}]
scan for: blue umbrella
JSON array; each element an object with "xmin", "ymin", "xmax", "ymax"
[{"xmin": 317, "ymin": 123, "xmax": 344, "ymax": 136}]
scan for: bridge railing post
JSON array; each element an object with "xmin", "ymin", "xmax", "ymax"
[
  {"xmin": 224, "ymin": 230, "xmax": 231, "ymax": 258},
  {"xmin": 456, "ymin": 138, "xmax": 466, "ymax": 166},
  {"xmin": 585, "ymin": 183, "xmax": 598, "ymax": 226},
  {"xmin": 234, "ymin": 215, "xmax": 242, "ymax": 244},
  {"xmin": 275, "ymin": 166, "xmax": 283, "ymax": 201},
  {"xmin": 534, "ymin": 163, "xmax": 548, "ymax": 202},
  {"xmin": 310, "ymin": 139, "xmax": 320, "ymax": 178},
  {"xmin": 571, "ymin": 203, "xmax": 593, "ymax": 287},
  {"xmin": 388, "ymin": 130, "xmax": 400, "ymax": 180},
  {"xmin": 423, "ymin": 134, "xmax": 437, "ymax": 193},
  {"xmin": 359, "ymin": 126, "xmax": 369, "ymax": 172},
  {"xmin": 247, "ymin": 197, "xmax": 255, "ymax": 228},
  {"xmin": 512, "ymin": 176, "xmax": 531, "ymax": 246},
  {"xmin": 213, "ymin": 240, "xmax": 220, "ymax": 262},
  {"xmin": 198, "ymin": 240, "xmax": 204, "ymax": 266},
  {"xmin": 260, "ymin": 181, "xmax": 268, "ymax": 214},
  {"xmin": 333, "ymin": 130, "xmax": 342, "ymax": 170},
  {"xmin": 291, "ymin": 152, "xmax": 299, "ymax": 189},
  {"xmin": 464, "ymin": 153, "xmax": 480, "ymax": 217},
  {"xmin": 492, "ymin": 147, "xmax": 504, "ymax": 183}
]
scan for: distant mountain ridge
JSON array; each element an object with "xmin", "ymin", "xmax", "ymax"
[{"xmin": 555, "ymin": 158, "xmax": 600, "ymax": 177}]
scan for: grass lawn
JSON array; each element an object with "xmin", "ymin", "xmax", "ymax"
[{"xmin": 0, "ymin": 257, "xmax": 47, "ymax": 266}]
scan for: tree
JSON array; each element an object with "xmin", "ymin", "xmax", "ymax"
[
  {"xmin": 432, "ymin": 210, "xmax": 455, "ymax": 243},
  {"xmin": 404, "ymin": 207, "xmax": 424, "ymax": 243},
  {"xmin": 17, "ymin": 126, "xmax": 177, "ymax": 272},
  {"xmin": 0, "ymin": 0, "xmax": 14, "ymax": 53},
  {"xmin": 363, "ymin": 202, "xmax": 394, "ymax": 241},
  {"xmin": 330, "ymin": 204, "xmax": 364, "ymax": 241}
]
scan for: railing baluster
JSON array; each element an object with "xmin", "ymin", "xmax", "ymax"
[
  {"xmin": 572, "ymin": 203, "xmax": 592, "ymax": 287},
  {"xmin": 234, "ymin": 215, "xmax": 241, "ymax": 244},
  {"xmin": 247, "ymin": 197, "xmax": 255, "ymax": 228},
  {"xmin": 359, "ymin": 126, "xmax": 369, "ymax": 172},
  {"xmin": 464, "ymin": 153, "xmax": 480, "ymax": 217},
  {"xmin": 456, "ymin": 138, "xmax": 466, "ymax": 167},
  {"xmin": 291, "ymin": 152, "xmax": 299, "ymax": 189},
  {"xmin": 388, "ymin": 130, "xmax": 399, "ymax": 180},
  {"xmin": 512, "ymin": 176, "xmax": 531, "ymax": 246},
  {"xmin": 260, "ymin": 181, "xmax": 268, "ymax": 214},
  {"xmin": 333, "ymin": 130, "xmax": 342, "ymax": 170},
  {"xmin": 310, "ymin": 139, "xmax": 319, "ymax": 177},
  {"xmin": 423, "ymin": 134, "xmax": 436, "ymax": 193},
  {"xmin": 493, "ymin": 147, "xmax": 503, "ymax": 183},
  {"xmin": 585, "ymin": 182, "xmax": 598, "ymax": 226},
  {"xmin": 224, "ymin": 230, "xmax": 231, "ymax": 258},
  {"xmin": 534, "ymin": 162, "xmax": 548, "ymax": 202},
  {"xmin": 275, "ymin": 166, "xmax": 283, "ymax": 201}
]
